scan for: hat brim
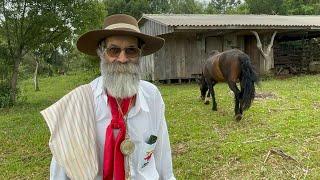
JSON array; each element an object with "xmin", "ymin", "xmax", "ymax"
[{"xmin": 76, "ymin": 28, "xmax": 165, "ymax": 57}]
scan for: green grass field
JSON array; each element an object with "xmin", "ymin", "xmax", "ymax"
[{"xmin": 0, "ymin": 72, "xmax": 319, "ymax": 179}]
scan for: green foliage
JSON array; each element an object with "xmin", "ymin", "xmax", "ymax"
[
  {"xmin": 0, "ymin": 82, "xmax": 14, "ymax": 108},
  {"xmin": 285, "ymin": 0, "xmax": 320, "ymax": 15},
  {"xmin": 206, "ymin": 0, "xmax": 241, "ymax": 14},
  {"xmin": 243, "ymin": 0, "xmax": 320, "ymax": 15},
  {"xmin": 105, "ymin": 0, "xmax": 151, "ymax": 19},
  {"xmin": 105, "ymin": 0, "xmax": 205, "ymax": 19},
  {"xmin": 0, "ymin": 0, "xmax": 106, "ymax": 105},
  {"xmin": 244, "ymin": 0, "xmax": 287, "ymax": 15},
  {"xmin": 169, "ymin": 0, "xmax": 205, "ymax": 14}
]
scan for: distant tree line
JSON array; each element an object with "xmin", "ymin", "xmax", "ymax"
[{"xmin": 0, "ymin": 0, "xmax": 319, "ymax": 107}]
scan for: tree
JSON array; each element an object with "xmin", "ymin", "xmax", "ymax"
[
  {"xmin": 169, "ymin": 0, "xmax": 204, "ymax": 14},
  {"xmin": 149, "ymin": 0, "xmax": 170, "ymax": 14},
  {"xmin": 0, "ymin": 0, "xmax": 105, "ymax": 104},
  {"xmin": 105, "ymin": 0, "xmax": 205, "ymax": 19},
  {"xmin": 206, "ymin": 0, "xmax": 241, "ymax": 14},
  {"xmin": 105, "ymin": 0, "xmax": 151, "ymax": 19},
  {"xmin": 242, "ymin": 0, "xmax": 320, "ymax": 15},
  {"xmin": 244, "ymin": 0, "xmax": 287, "ymax": 15},
  {"xmin": 251, "ymin": 31, "xmax": 277, "ymax": 73},
  {"xmin": 285, "ymin": 0, "xmax": 320, "ymax": 15}
]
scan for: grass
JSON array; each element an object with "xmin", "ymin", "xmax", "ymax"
[{"xmin": 0, "ymin": 72, "xmax": 319, "ymax": 179}]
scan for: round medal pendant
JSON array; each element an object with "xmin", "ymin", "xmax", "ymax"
[{"xmin": 120, "ymin": 139, "xmax": 135, "ymax": 156}]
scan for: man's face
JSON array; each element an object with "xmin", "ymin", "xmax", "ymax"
[
  {"xmin": 99, "ymin": 35, "xmax": 142, "ymax": 98},
  {"xmin": 103, "ymin": 35, "xmax": 140, "ymax": 64}
]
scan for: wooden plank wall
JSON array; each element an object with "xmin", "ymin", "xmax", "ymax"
[
  {"xmin": 140, "ymin": 54, "xmax": 154, "ymax": 81},
  {"xmin": 153, "ymin": 33, "xmax": 203, "ymax": 80},
  {"xmin": 141, "ymin": 31, "xmax": 264, "ymax": 80},
  {"xmin": 244, "ymin": 35, "xmax": 261, "ymax": 73}
]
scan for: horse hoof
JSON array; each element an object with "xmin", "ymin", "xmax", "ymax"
[
  {"xmin": 204, "ymin": 100, "xmax": 210, "ymax": 105},
  {"xmin": 212, "ymin": 108, "xmax": 217, "ymax": 111},
  {"xmin": 234, "ymin": 114, "xmax": 242, "ymax": 121}
]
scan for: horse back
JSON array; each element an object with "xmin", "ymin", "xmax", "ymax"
[
  {"xmin": 211, "ymin": 54, "xmax": 225, "ymax": 82},
  {"xmin": 219, "ymin": 49, "xmax": 242, "ymax": 82},
  {"xmin": 205, "ymin": 49, "xmax": 243, "ymax": 83}
]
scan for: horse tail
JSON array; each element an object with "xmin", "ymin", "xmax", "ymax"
[{"xmin": 239, "ymin": 53, "xmax": 259, "ymax": 111}]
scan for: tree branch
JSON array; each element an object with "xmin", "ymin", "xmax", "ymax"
[
  {"xmin": 250, "ymin": 30, "xmax": 267, "ymax": 58},
  {"xmin": 267, "ymin": 31, "xmax": 277, "ymax": 54},
  {"xmin": 2, "ymin": 1, "xmax": 15, "ymax": 58}
]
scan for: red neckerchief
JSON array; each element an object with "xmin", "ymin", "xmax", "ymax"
[{"xmin": 103, "ymin": 94, "xmax": 134, "ymax": 180}]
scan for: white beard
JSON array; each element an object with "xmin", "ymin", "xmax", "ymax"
[{"xmin": 99, "ymin": 55, "xmax": 141, "ymax": 98}]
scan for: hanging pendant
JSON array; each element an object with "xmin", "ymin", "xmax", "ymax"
[{"xmin": 120, "ymin": 138, "xmax": 135, "ymax": 156}]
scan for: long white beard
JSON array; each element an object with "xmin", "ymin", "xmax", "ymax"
[{"xmin": 99, "ymin": 56, "xmax": 141, "ymax": 98}]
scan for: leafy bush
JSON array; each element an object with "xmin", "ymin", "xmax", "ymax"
[{"xmin": 0, "ymin": 82, "xmax": 14, "ymax": 108}]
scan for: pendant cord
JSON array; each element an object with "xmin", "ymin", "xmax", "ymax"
[{"xmin": 115, "ymin": 96, "xmax": 135, "ymax": 180}]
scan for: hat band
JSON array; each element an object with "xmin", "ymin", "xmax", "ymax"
[{"xmin": 105, "ymin": 23, "xmax": 140, "ymax": 32}]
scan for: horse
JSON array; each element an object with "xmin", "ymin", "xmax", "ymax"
[{"xmin": 198, "ymin": 49, "xmax": 259, "ymax": 121}]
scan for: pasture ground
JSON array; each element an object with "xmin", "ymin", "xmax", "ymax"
[{"xmin": 0, "ymin": 72, "xmax": 319, "ymax": 179}]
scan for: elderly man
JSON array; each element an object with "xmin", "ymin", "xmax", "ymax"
[{"xmin": 41, "ymin": 14, "xmax": 175, "ymax": 180}]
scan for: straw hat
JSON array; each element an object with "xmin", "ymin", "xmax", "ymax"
[{"xmin": 76, "ymin": 14, "xmax": 165, "ymax": 56}]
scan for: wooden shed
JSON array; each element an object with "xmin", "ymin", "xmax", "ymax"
[{"xmin": 138, "ymin": 14, "xmax": 320, "ymax": 81}]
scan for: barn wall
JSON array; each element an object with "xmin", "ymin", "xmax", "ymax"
[
  {"xmin": 152, "ymin": 33, "xmax": 203, "ymax": 80},
  {"xmin": 140, "ymin": 54, "xmax": 154, "ymax": 81},
  {"xmin": 244, "ymin": 35, "xmax": 262, "ymax": 73},
  {"xmin": 205, "ymin": 36, "xmax": 223, "ymax": 54},
  {"xmin": 223, "ymin": 34, "xmax": 238, "ymax": 50}
]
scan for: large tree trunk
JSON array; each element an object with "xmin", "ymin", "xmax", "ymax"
[
  {"xmin": 34, "ymin": 59, "xmax": 40, "ymax": 91},
  {"xmin": 251, "ymin": 31, "xmax": 277, "ymax": 74},
  {"xmin": 10, "ymin": 56, "xmax": 21, "ymax": 103}
]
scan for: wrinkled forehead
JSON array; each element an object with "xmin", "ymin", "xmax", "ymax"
[{"xmin": 104, "ymin": 35, "xmax": 138, "ymax": 47}]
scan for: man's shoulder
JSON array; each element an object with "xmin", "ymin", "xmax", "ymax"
[
  {"xmin": 139, "ymin": 80, "xmax": 160, "ymax": 94},
  {"xmin": 89, "ymin": 76, "xmax": 102, "ymax": 89}
]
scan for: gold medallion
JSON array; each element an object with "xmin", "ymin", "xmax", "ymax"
[{"xmin": 120, "ymin": 138, "xmax": 135, "ymax": 156}]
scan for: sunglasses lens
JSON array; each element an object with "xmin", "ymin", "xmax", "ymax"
[
  {"xmin": 105, "ymin": 47, "xmax": 141, "ymax": 58},
  {"xmin": 106, "ymin": 47, "xmax": 121, "ymax": 57},
  {"xmin": 125, "ymin": 47, "xmax": 140, "ymax": 58}
]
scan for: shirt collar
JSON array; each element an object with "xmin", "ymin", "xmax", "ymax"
[{"xmin": 92, "ymin": 76, "xmax": 150, "ymax": 114}]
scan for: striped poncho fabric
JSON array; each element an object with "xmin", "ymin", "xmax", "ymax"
[{"xmin": 40, "ymin": 84, "xmax": 99, "ymax": 179}]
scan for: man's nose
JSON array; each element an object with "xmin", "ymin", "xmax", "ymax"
[{"xmin": 116, "ymin": 50, "xmax": 128, "ymax": 63}]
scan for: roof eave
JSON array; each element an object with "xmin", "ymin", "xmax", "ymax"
[{"xmin": 174, "ymin": 25, "xmax": 320, "ymax": 30}]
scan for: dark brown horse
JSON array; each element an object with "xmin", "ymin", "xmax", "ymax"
[{"xmin": 199, "ymin": 49, "xmax": 259, "ymax": 121}]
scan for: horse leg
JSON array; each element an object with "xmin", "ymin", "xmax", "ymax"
[
  {"xmin": 206, "ymin": 80, "xmax": 217, "ymax": 111},
  {"xmin": 204, "ymin": 90, "xmax": 210, "ymax": 105},
  {"xmin": 210, "ymin": 83, "xmax": 217, "ymax": 111},
  {"xmin": 227, "ymin": 81, "xmax": 242, "ymax": 121},
  {"xmin": 204, "ymin": 79, "xmax": 211, "ymax": 105}
]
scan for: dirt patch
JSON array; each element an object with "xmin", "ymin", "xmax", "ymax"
[
  {"xmin": 255, "ymin": 92, "xmax": 277, "ymax": 100},
  {"xmin": 312, "ymin": 102, "xmax": 320, "ymax": 110},
  {"xmin": 173, "ymin": 142, "xmax": 189, "ymax": 156}
]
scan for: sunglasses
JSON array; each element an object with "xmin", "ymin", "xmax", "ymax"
[{"xmin": 105, "ymin": 46, "xmax": 141, "ymax": 58}]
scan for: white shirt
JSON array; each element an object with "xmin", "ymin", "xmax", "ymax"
[{"xmin": 50, "ymin": 76, "xmax": 176, "ymax": 180}]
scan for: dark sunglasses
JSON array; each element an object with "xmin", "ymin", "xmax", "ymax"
[{"xmin": 105, "ymin": 46, "xmax": 141, "ymax": 58}]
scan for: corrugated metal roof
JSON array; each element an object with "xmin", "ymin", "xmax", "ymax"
[{"xmin": 140, "ymin": 14, "xmax": 320, "ymax": 28}]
